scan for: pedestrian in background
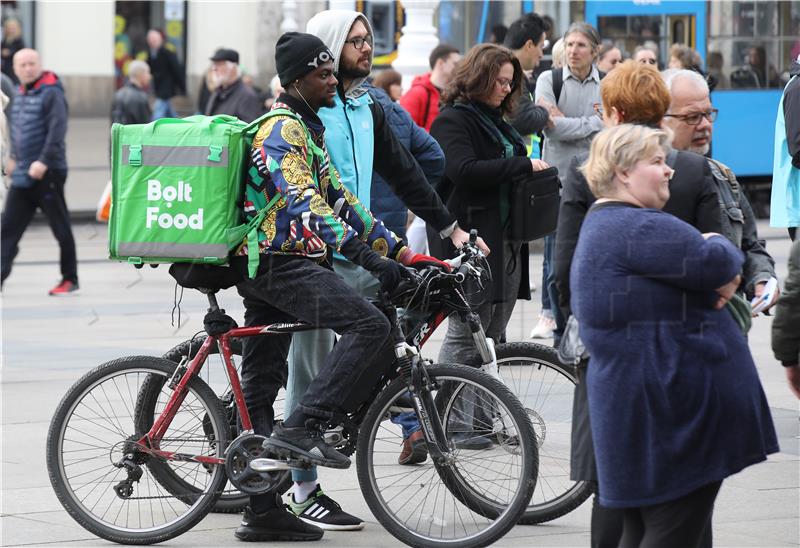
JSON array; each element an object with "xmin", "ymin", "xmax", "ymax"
[
  {"xmin": 204, "ymin": 48, "xmax": 262, "ymax": 123},
  {"xmin": 372, "ymin": 69, "xmax": 402, "ymax": 101},
  {"xmin": 1, "ymin": 18, "xmax": 25, "ymax": 84},
  {"xmin": 596, "ymin": 43, "xmax": 622, "ymax": 73},
  {"xmin": 633, "ymin": 44, "xmax": 658, "ymax": 66},
  {"xmin": 400, "ymin": 43, "xmax": 461, "ymax": 132},
  {"xmin": 573, "ymin": 123, "xmax": 778, "ymax": 547},
  {"xmin": 110, "ymin": 60, "xmax": 152, "ymax": 125},
  {"xmin": 771, "ymin": 54, "xmax": 800, "ymax": 241},
  {"xmin": 2, "ymin": 48, "xmax": 78, "ymax": 295},
  {"xmin": 431, "ymin": 44, "xmax": 548, "ymax": 448},
  {"xmin": 662, "ymin": 68, "xmax": 777, "ymax": 307},
  {"xmin": 146, "ymin": 29, "xmax": 184, "ymax": 119},
  {"xmin": 534, "ymin": 21, "xmax": 604, "ymax": 342},
  {"xmin": 772, "ymin": 237, "xmax": 800, "ymax": 398}
]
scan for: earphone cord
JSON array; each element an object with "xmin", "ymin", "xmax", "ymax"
[{"xmin": 293, "ymin": 84, "xmax": 315, "ymax": 112}]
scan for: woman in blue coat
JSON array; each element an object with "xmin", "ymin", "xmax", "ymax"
[{"xmin": 571, "ymin": 124, "xmax": 778, "ymax": 546}]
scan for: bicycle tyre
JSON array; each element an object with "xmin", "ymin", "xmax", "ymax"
[
  {"xmin": 46, "ymin": 356, "xmax": 228, "ymax": 544},
  {"xmin": 357, "ymin": 364, "xmax": 537, "ymax": 548},
  {"xmin": 492, "ymin": 342, "xmax": 592, "ymax": 524}
]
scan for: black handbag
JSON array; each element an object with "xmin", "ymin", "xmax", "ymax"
[{"xmin": 509, "ymin": 166, "xmax": 561, "ymax": 242}]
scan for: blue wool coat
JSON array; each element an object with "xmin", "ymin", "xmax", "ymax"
[{"xmin": 571, "ymin": 202, "xmax": 778, "ymax": 508}]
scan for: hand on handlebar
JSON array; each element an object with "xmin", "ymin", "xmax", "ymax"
[
  {"xmin": 450, "ymin": 227, "xmax": 490, "ymax": 256},
  {"xmin": 396, "ymin": 246, "xmax": 452, "ymax": 272}
]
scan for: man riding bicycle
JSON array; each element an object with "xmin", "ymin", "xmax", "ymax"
[{"xmin": 230, "ymin": 32, "xmax": 448, "ymax": 542}]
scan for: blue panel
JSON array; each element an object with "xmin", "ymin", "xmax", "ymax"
[
  {"xmin": 711, "ymin": 90, "xmax": 782, "ymax": 177},
  {"xmin": 522, "ymin": 1, "xmax": 534, "ymax": 14},
  {"xmin": 585, "ymin": 0, "xmax": 706, "ymax": 63}
]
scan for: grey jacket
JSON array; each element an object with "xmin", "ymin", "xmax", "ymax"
[
  {"xmin": 708, "ymin": 159, "xmax": 775, "ymax": 298},
  {"xmin": 205, "ymin": 78, "xmax": 263, "ymax": 123},
  {"xmin": 534, "ymin": 65, "xmax": 603, "ymax": 178},
  {"xmin": 772, "ymin": 238, "xmax": 800, "ymax": 366}
]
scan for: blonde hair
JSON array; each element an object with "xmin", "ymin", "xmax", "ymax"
[{"xmin": 580, "ymin": 124, "xmax": 670, "ymax": 198}]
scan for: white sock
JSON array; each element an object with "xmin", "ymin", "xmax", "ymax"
[{"xmin": 293, "ymin": 481, "xmax": 318, "ymax": 504}]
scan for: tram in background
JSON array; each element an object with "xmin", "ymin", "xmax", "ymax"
[{"xmin": 358, "ymin": 0, "xmax": 797, "ymax": 193}]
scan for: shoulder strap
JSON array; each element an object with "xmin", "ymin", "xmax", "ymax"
[{"xmin": 552, "ymin": 67, "xmax": 563, "ymax": 105}]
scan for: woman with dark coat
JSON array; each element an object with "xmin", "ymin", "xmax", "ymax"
[
  {"xmin": 553, "ymin": 60, "xmax": 725, "ymax": 546},
  {"xmin": 429, "ymin": 44, "xmax": 549, "ymax": 446},
  {"xmin": 573, "ymin": 123, "xmax": 777, "ymax": 546}
]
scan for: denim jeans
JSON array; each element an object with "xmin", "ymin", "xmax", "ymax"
[
  {"xmin": 152, "ymin": 98, "xmax": 177, "ymax": 120},
  {"xmin": 1, "ymin": 170, "xmax": 77, "ymax": 284}
]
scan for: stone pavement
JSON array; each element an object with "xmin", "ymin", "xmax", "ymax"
[{"xmin": 1, "ymin": 220, "xmax": 798, "ymax": 547}]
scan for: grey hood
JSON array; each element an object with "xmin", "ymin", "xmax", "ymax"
[
  {"xmin": 791, "ymin": 58, "xmax": 800, "ymax": 78},
  {"xmin": 306, "ymin": 9, "xmax": 373, "ymax": 97}
]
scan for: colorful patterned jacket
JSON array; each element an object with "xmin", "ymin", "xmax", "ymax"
[{"xmin": 236, "ymin": 94, "xmax": 402, "ymax": 262}]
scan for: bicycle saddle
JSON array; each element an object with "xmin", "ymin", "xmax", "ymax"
[{"xmin": 168, "ymin": 263, "xmax": 243, "ymax": 292}]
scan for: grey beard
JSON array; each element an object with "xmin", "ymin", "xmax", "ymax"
[{"xmin": 689, "ymin": 142, "xmax": 710, "ymax": 155}]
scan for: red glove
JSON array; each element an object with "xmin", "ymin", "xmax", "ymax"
[{"xmin": 396, "ymin": 246, "xmax": 451, "ymax": 271}]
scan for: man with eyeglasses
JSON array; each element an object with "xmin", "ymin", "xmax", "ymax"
[
  {"xmin": 275, "ymin": 10, "xmax": 486, "ymax": 532},
  {"xmin": 663, "ymin": 68, "xmax": 778, "ymax": 311}
]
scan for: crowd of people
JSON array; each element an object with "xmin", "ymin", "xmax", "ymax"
[{"xmin": 1, "ymin": 8, "xmax": 798, "ymax": 546}]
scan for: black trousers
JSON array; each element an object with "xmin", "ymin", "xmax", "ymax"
[
  {"xmin": 619, "ymin": 481, "xmax": 721, "ymax": 548},
  {"xmin": 1, "ymin": 170, "xmax": 78, "ymax": 284}
]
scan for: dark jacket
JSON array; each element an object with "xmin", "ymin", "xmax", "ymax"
[
  {"xmin": 707, "ymin": 159, "xmax": 775, "ymax": 297},
  {"xmin": 430, "ymin": 102, "xmax": 534, "ymax": 302},
  {"xmin": 554, "ymin": 149, "xmax": 723, "ymax": 316},
  {"xmin": 784, "ymin": 60, "xmax": 800, "ymax": 170},
  {"xmin": 10, "ymin": 71, "xmax": 68, "ymax": 188},
  {"xmin": 1, "ymin": 37, "xmax": 24, "ymax": 84},
  {"xmin": 367, "ymin": 84, "xmax": 444, "ymax": 238},
  {"xmin": 111, "ymin": 82, "xmax": 151, "ymax": 125},
  {"xmin": 205, "ymin": 78, "xmax": 263, "ymax": 123},
  {"xmin": 147, "ymin": 46, "xmax": 184, "ymax": 100},
  {"xmin": 772, "ymin": 238, "xmax": 800, "ymax": 366},
  {"xmin": 507, "ymin": 76, "xmax": 549, "ymax": 150}
]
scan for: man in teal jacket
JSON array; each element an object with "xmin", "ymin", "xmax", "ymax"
[{"xmin": 282, "ymin": 9, "xmax": 488, "ymax": 531}]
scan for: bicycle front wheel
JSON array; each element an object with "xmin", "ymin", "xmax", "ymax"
[
  {"xmin": 46, "ymin": 356, "xmax": 228, "ymax": 544},
  {"xmin": 357, "ymin": 364, "xmax": 537, "ymax": 548},
  {"xmin": 493, "ymin": 342, "xmax": 592, "ymax": 524}
]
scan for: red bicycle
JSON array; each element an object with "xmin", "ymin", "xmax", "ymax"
[{"xmin": 46, "ymin": 237, "xmax": 540, "ymax": 547}]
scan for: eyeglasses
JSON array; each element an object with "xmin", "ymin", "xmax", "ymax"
[
  {"xmin": 496, "ymin": 78, "xmax": 515, "ymax": 90},
  {"xmin": 663, "ymin": 108, "xmax": 718, "ymax": 125},
  {"xmin": 344, "ymin": 35, "xmax": 373, "ymax": 50}
]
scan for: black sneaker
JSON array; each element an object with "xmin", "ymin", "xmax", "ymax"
[
  {"xmin": 289, "ymin": 484, "xmax": 365, "ymax": 531},
  {"xmin": 235, "ymin": 505, "xmax": 323, "ymax": 542},
  {"xmin": 265, "ymin": 422, "xmax": 351, "ymax": 469}
]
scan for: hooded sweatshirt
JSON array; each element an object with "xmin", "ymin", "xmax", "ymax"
[{"xmin": 306, "ymin": 10, "xmax": 456, "ymax": 237}]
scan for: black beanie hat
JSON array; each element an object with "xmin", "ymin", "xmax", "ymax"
[{"xmin": 275, "ymin": 32, "xmax": 334, "ymax": 87}]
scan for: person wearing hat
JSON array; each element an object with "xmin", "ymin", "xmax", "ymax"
[
  {"xmin": 232, "ymin": 31, "xmax": 448, "ymax": 542},
  {"xmin": 204, "ymin": 47, "xmax": 263, "ymax": 122}
]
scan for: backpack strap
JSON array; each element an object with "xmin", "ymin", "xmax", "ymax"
[{"xmin": 552, "ymin": 67, "xmax": 563, "ymax": 105}]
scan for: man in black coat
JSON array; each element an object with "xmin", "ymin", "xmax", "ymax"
[
  {"xmin": 146, "ymin": 29, "xmax": 184, "ymax": 119},
  {"xmin": 204, "ymin": 48, "xmax": 263, "ymax": 123},
  {"xmin": 110, "ymin": 60, "xmax": 151, "ymax": 125}
]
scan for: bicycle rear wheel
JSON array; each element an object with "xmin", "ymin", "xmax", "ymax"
[
  {"xmin": 46, "ymin": 356, "xmax": 228, "ymax": 544},
  {"xmin": 357, "ymin": 364, "xmax": 537, "ymax": 547},
  {"xmin": 493, "ymin": 342, "xmax": 592, "ymax": 524}
]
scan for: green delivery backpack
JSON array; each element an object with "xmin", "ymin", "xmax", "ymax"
[{"xmin": 109, "ymin": 114, "xmax": 253, "ymax": 265}]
